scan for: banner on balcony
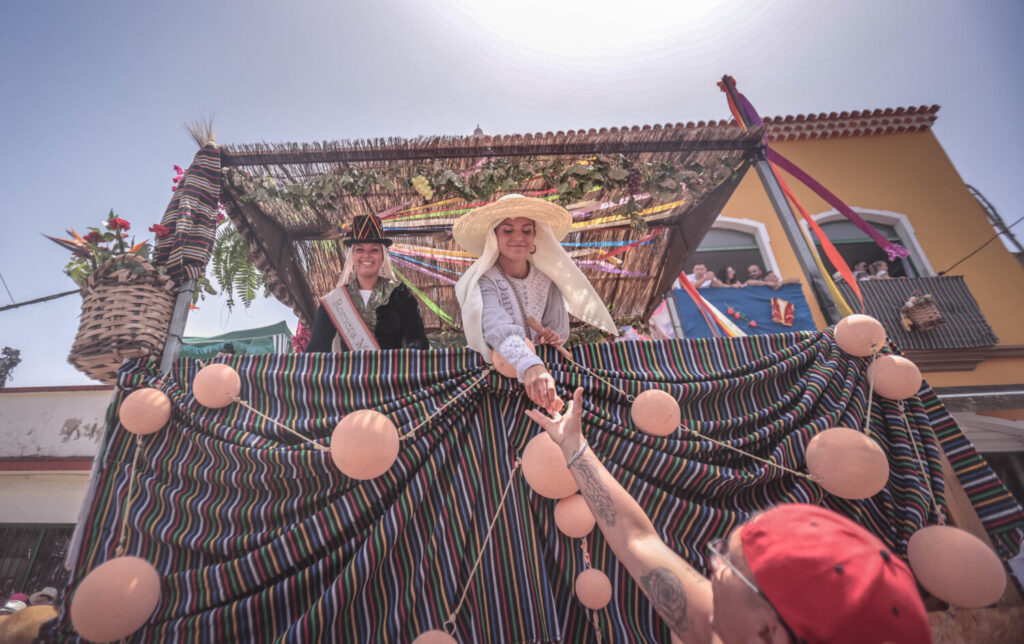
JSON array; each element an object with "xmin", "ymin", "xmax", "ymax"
[
  {"xmin": 46, "ymin": 335, "xmax": 1023, "ymax": 642},
  {"xmin": 674, "ymin": 283, "xmax": 816, "ymax": 337}
]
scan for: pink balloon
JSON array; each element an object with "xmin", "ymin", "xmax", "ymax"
[
  {"xmin": 908, "ymin": 525, "xmax": 1006, "ymax": 608},
  {"xmin": 331, "ymin": 410, "xmax": 400, "ymax": 480},
  {"xmin": 805, "ymin": 427, "xmax": 889, "ymax": 499},
  {"xmin": 192, "ymin": 363, "xmax": 241, "ymax": 409},
  {"xmin": 575, "ymin": 568, "xmax": 612, "ymax": 610},
  {"xmin": 70, "ymin": 556, "xmax": 160, "ymax": 643},
  {"xmin": 412, "ymin": 630, "xmax": 459, "ymax": 644},
  {"xmin": 834, "ymin": 314, "xmax": 886, "ymax": 357},
  {"xmin": 491, "ymin": 339, "xmax": 535, "ymax": 379},
  {"xmin": 631, "ymin": 389, "xmax": 680, "ymax": 436},
  {"xmin": 119, "ymin": 388, "xmax": 171, "ymax": 435},
  {"xmin": 867, "ymin": 355, "xmax": 922, "ymax": 400},
  {"xmin": 554, "ymin": 494, "xmax": 595, "ymax": 538},
  {"xmin": 522, "ymin": 433, "xmax": 578, "ymax": 499}
]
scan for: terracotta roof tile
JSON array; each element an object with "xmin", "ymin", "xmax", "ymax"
[{"xmin": 760, "ymin": 105, "xmax": 939, "ymax": 141}]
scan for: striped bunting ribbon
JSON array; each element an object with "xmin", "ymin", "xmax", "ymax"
[{"xmin": 45, "ymin": 333, "xmax": 1024, "ymax": 642}]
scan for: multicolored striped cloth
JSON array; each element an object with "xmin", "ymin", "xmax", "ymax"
[
  {"xmin": 155, "ymin": 144, "xmax": 221, "ymax": 283},
  {"xmin": 45, "ymin": 332, "xmax": 1024, "ymax": 642}
]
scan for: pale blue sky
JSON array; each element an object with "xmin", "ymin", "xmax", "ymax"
[{"xmin": 1, "ymin": 0, "xmax": 1021, "ymax": 386}]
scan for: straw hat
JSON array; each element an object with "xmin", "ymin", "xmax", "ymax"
[{"xmin": 453, "ymin": 195, "xmax": 572, "ymax": 255}]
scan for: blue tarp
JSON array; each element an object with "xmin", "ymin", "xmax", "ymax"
[{"xmin": 673, "ymin": 283, "xmax": 816, "ymax": 337}]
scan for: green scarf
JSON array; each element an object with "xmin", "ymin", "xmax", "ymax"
[{"xmin": 346, "ymin": 277, "xmax": 400, "ymax": 332}]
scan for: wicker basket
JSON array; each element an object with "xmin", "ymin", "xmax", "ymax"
[
  {"xmin": 902, "ymin": 300, "xmax": 945, "ymax": 332},
  {"xmin": 68, "ymin": 255, "xmax": 176, "ymax": 383}
]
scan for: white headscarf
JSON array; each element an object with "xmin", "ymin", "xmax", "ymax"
[{"xmin": 455, "ymin": 220, "xmax": 617, "ymax": 361}]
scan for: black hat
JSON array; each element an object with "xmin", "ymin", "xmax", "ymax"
[{"xmin": 343, "ymin": 214, "xmax": 393, "ymax": 247}]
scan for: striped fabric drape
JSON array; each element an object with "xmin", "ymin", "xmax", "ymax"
[
  {"xmin": 155, "ymin": 144, "xmax": 221, "ymax": 283},
  {"xmin": 45, "ymin": 333, "xmax": 1024, "ymax": 642}
]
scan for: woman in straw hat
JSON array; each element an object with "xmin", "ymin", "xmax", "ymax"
[
  {"xmin": 454, "ymin": 195, "xmax": 617, "ymax": 409},
  {"xmin": 307, "ymin": 214, "xmax": 429, "ymax": 352}
]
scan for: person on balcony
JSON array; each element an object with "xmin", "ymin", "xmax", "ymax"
[
  {"xmin": 745, "ymin": 264, "xmax": 800, "ymax": 290},
  {"xmin": 454, "ymin": 195, "xmax": 617, "ymax": 410},
  {"xmin": 712, "ymin": 266, "xmax": 744, "ymax": 288},
  {"xmin": 686, "ymin": 263, "xmax": 716, "ymax": 289},
  {"xmin": 870, "ymin": 260, "xmax": 892, "ymax": 280},
  {"xmin": 525, "ymin": 388, "xmax": 931, "ymax": 644},
  {"xmin": 852, "ymin": 259, "xmax": 870, "ymax": 281},
  {"xmin": 306, "ymin": 215, "xmax": 429, "ymax": 353}
]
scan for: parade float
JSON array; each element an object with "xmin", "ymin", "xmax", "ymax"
[{"xmin": 39, "ymin": 80, "xmax": 1024, "ymax": 642}]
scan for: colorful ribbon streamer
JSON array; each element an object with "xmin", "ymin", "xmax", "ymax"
[
  {"xmin": 719, "ymin": 76, "xmax": 910, "ymax": 262},
  {"xmin": 390, "ymin": 265, "xmax": 454, "ymax": 323}
]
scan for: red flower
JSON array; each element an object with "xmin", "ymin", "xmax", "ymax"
[
  {"xmin": 733, "ymin": 312, "xmax": 741, "ymax": 319},
  {"xmin": 149, "ymin": 224, "xmax": 171, "ymax": 237},
  {"xmin": 749, "ymin": 320, "xmax": 758, "ymax": 328},
  {"xmin": 726, "ymin": 307, "xmax": 734, "ymax": 315},
  {"xmin": 109, "ymin": 217, "xmax": 131, "ymax": 231},
  {"xmin": 83, "ymin": 231, "xmax": 102, "ymax": 244}
]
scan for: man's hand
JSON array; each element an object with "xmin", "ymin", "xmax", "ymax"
[
  {"xmin": 525, "ymin": 387, "xmax": 584, "ymax": 456},
  {"xmin": 523, "ymin": 364, "xmax": 558, "ymax": 410}
]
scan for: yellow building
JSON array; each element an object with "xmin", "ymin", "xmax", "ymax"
[{"xmin": 685, "ymin": 105, "xmax": 1024, "ymax": 497}]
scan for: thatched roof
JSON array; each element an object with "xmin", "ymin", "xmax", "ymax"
[{"xmin": 218, "ymin": 122, "xmax": 761, "ymax": 329}]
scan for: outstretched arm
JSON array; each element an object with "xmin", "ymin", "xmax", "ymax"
[{"xmin": 525, "ymin": 389, "xmax": 716, "ymax": 643}]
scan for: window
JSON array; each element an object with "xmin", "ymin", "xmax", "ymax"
[
  {"xmin": 687, "ymin": 218, "xmax": 778, "ymax": 284},
  {"xmin": 807, "ymin": 209, "xmax": 934, "ymax": 279}
]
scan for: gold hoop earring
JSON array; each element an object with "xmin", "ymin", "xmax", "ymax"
[{"xmin": 530, "ymin": 245, "xmax": 537, "ymax": 254}]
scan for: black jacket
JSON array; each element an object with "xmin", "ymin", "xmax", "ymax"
[{"xmin": 306, "ymin": 283, "xmax": 430, "ymax": 352}]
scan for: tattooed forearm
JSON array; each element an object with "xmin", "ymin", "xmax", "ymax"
[
  {"xmin": 639, "ymin": 567, "xmax": 689, "ymax": 635},
  {"xmin": 570, "ymin": 455, "xmax": 617, "ymax": 527}
]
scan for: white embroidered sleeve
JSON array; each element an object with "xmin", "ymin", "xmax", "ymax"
[{"xmin": 479, "ymin": 277, "xmax": 542, "ymax": 382}]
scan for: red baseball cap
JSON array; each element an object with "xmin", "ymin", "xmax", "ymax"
[{"xmin": 740, "ymin": 504, "xmax": 931, "ymax": 644}]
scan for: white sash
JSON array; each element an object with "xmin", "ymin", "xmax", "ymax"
[{"xmin": 321, "ymin": 285, "xmax": 380, "ymax": 351}]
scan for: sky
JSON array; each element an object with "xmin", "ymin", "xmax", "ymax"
[{"xmin": 1, "ymin": 0, "xmax": 1021, "ymax": 387}]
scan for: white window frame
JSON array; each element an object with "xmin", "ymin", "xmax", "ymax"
[
  {"xmin": 802, "ymin": 208, "xmax": 936, "ymax": 276},
  {"xmin": 706, "ymin": 216, "xmax": 782, "ymax": 277}
]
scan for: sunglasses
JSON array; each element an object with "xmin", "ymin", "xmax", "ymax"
[{"xmin": 706, "ymin": 538, "xmax": 800, "ymax": 643}]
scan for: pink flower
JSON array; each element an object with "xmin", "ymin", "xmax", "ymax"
[
  {"xmin": 149, "ymin": 224, "xmax": 171, "ymax": 238},
  {"xmin": 173, "ymin": 165, "xmax": 184, "ymax": 176},
  {"xmin": 726, "ymin": 307, "xmax": 734, "ymax": 315},
  {"xmin": 749, "ymin": 320, "xmax": 758, "ymax": 328},
  {"xmin": 217, "ymin": 203, "xmax": 227, "ymax": 223},
  {"xmin": 733, "ymin": 312, "xmax": 741, "ymax": 320},
  {"xmin": 292, "ymin": 322, "xmax": 311, "ymax": 352}
]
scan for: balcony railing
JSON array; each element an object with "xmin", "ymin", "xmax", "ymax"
[{"xmin": 838, "ymin": 276, "xmax": 1006, "ymax": 371}]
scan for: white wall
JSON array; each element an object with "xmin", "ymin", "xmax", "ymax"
[
  {"xmin": 0, "ymin": 387, "xmax": 113, "ymax": 524},
  {"xmin": 0, "ymin": 388, "xmax": 112, "ymax": 458},
  {"xmin": 0, "ymin": 472, "xmax": 90, "ymax": 523}
]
